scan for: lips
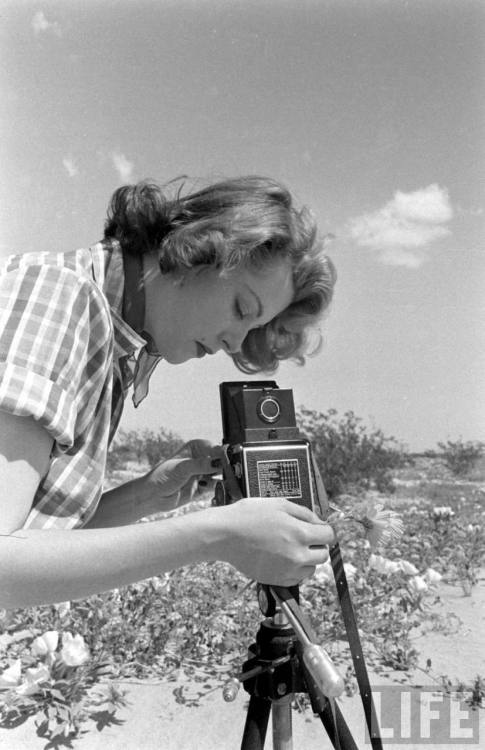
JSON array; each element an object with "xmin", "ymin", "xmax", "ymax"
[{"xmin": 196, "ymin": 342, "xmax": 213, "ymax": 357}]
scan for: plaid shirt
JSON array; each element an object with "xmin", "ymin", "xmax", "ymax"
[{"xmin": 0, "ymin": 239, "xmax": 146, "ymax": 529}]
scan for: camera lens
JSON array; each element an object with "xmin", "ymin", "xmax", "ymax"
[{"xmin": 257, "ymin": 396, "xmax": 281, "ymax": 423}]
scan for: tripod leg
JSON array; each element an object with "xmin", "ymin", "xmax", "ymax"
[
  {"xmin": 271, "ymin": 696, "xmax": 293, "ymax": 750},
  {"xmin": 241, "ymin": 694, "xmax": 271, "ymax": 750},
  {"xmin": 318, "ymin": 699, "xmax": 360, "ymax": 750}
]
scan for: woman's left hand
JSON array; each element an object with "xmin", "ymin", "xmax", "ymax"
[{"xmin": 145, "ymin": 439, "xmax": 222, "ymax": 510}]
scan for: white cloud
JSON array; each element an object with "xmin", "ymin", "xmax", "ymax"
[
  {"xmin": 62, "ymin": 157, "xmax": 78, "ymax": 178},
  {"xmin": 31, "ymin": 11, "xmax": 62, "ymax": 37},
  {"xmin": 111, "ymin": 151, "xmax": 134, "ymax": 182},
  {"xmin": 348, "ymin": 184, "xmax": 453, "ymax": 267}
]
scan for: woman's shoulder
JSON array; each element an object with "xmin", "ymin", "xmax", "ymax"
[
  {"xmin": 1, "ymin": 245, "xmax": 96, "ymax": 278},
  {"xmin": 0, "ymin": 246, "xmax": 112, "ymax": 330}
]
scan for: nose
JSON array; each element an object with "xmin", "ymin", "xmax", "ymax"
[{"xmin": 220, "ymin": 324, "xmax": 249, "ymax": 355}]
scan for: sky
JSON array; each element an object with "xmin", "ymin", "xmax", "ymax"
[{"xmin": 1, "ymin": 0, "xmax": 484, "ymax": 452}]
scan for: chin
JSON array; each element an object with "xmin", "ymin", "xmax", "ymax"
[{"xmin": 163, "ymin": 350, "xmax": 194, "ymax": 365}]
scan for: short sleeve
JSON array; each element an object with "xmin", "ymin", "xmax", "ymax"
[{"xmin": 0, "ymin": 264, "xmax": 113, "ymax": 451}]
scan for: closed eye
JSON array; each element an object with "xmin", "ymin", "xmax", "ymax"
[
  {"xmin": 234, "ymin": 287, "xmax": 263, "ymax": 322},
  {"xmin": 234, "ymin": 298, "xmax": 251, "ymax": 320}
]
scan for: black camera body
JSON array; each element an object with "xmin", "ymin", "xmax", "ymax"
[{"xmin": 216, "ymin": 381, "xmax": 315, "ymax": 511}]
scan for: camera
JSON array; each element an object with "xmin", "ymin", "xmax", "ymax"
[{"xmin": 214, "ymin": 380, "xmax": 316, "ymax": 511}]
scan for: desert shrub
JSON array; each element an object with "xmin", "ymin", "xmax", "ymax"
[
  {"xmin": 297, "ymin": 408, "xmax": 406, "ymax": 498},
  {"xmin": 437, "ymin": 439, "xmax": 484, "ymax": 477},
  {"xmin": 107, "ymin": 427, "xmax": 184, "ymax": 471}
]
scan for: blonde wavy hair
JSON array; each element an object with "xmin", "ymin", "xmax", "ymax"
[{"xmin": 104, "ymin": 176, "xmax": 336, "ymax": 373}]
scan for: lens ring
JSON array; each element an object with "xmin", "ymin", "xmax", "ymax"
[{"xmin": 257, "ymin": 396, "xmax": 281, "ymax": 423}]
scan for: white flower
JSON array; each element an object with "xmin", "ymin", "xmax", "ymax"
[
  {"xmin": 424, "ymin": 568, "xmax": 442, "ymax": 585},
  {"xmin": 0, "ymin": 659, "xmax": 21, "ymax": 689},
  {"xmin": 32, "ymin": 630, "xmax": 59, "ymax": 657},
  {"xmin": 369, "ymin": 554, "xmax": 400, "ymax": 575},
  {"xmin": 16, "ymin": 664, "xmax": 50, "ymax": 696},
  {"xmin": 313, "ymin": 560, "xmax": 333, "ymax": 585},
  {"xmin": 60, "ymin": 632, "xmax": 90, "ymax": 666},
  {"xmin": 0, "ymin": 633, "xmax": 14, "ymax": 652},
  {"xmin": 398, "ymin": 560, "xmax": 419, "ymax": 576},
  {"xmin": 349, "ymin": 501, "xmax": 404, "ymax": 548},
  {"xmin": 344, "ymin": 562, "xmax": 358, "ymax": 581},
  {"xmin": 432, "ymin": 506, "xmax": 454, "ymax": 519},
  {"xmin": 408, "ymin": 575, "xmax": 428, "ymax": 594},
  {"xmin": 384, "ymin": 559, "xmax": 401, "ymax": 574},
  {"xmin": 53, "ymin": 601, "xmax": 71, "ymax": 619},
  {"xmin": 369, "ymin": 553, "xmax": 386, "ymax": 573}
]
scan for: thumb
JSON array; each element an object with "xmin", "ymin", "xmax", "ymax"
[
  {"xmin": 171, "ymin": 440, "xmax": 223, "ymax": 462},
  {"xmin": 186, "ymin": 456, "xmax": 220, "ymax": 476}
]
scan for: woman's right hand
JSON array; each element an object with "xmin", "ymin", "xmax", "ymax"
[{"xmin": 220, "ymin": 497, "xmax": 335, "ymax": 586}]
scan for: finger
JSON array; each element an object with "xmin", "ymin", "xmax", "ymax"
[
  {"xmin": 178, "ymin": 476, "xmax": 199, "ymax": 505},
  {"xmin": 168, "ymin": 440, "xmax": 213, "ymax": 460},
  {"xmin": 306, "ymin": 547, "xmax": 331, "ymax": 566},
  {"xmin": 189, "ymin": 457, "xmax": 223, "ymax": 476},
  {"xmin": 267, "ymin": 566, "xmax": 316, "ymax": 587},
  {"xmin": 277, "ymin": 499, "xmax": 327, "ymax": 525},
  {"xmin": 306, "ymin": 524, "xmax": 336, "ymax": 547},
  {"xmin": 186, "ymin": 439, "xmax": 213, "ymax": 458},
  {"xmin": 166, "ymin": 456, "xmax": 220, "ymax": 482},
  {"xmin": 300, "ymin": 565, "xmax": 317, "ymax": 582},
  {"xmin": 185, "ymin": 440, "xmax": 224, "ymax": 461},
  {"xmin": 197, "ymin": 475, "xmax": 217, "ymax": 491}
]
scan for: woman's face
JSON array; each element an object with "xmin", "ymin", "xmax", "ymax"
[{"xmin": 143, "ymin": 257, "xmax": 294, "ymax": 364}]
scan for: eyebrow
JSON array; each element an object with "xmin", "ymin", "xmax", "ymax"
[{"xmin": 245, "ymin": 285, "xmax": 263, "ymax": 319}]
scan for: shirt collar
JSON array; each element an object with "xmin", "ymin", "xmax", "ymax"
[
  {"xmin": 121, "ymin": 247, "xmax": 163, "ymax": 406},
  {"xmin": 93, "ymin": 239, "xmax": 163, "ymax": 407}
]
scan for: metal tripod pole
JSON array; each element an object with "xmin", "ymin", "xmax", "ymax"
[
  {"xmin": 271, "ymin": 695, "xmax": 293, "ymax": 750},
  {"xmin": 240, "ymin": 693, "xmax": 294, "ymax": 750}
]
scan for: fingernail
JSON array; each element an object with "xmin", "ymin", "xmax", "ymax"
[{"xmin": 211, "ymin": 458, "xmax": 222, "ymax": 468}]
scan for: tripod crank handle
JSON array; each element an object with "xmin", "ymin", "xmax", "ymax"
[
  {"xmin": 222, "ymin": 678, "xmax": 241, "ymax": 702},
  {"xmin": 301, "ymin": 643, "xmax": 345, "ymax": 699},
  {"xmin": 222, "ymin": 655, "xmax": 292, "ymax": 702},
  {"xmin": 269, "ymin": 586, "xmax": 345, "ymax": 699}
]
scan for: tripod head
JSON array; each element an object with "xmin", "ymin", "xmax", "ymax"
[{"xmin": 223, "ymin": 582, "xmax": 344, "ymax": 711}]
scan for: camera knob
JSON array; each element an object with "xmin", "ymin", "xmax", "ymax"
[{"xmin": 257, "ymin": 396, "xmax": 281, "ymax": 423}]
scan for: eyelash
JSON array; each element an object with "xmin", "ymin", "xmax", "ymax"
[
  {"xmin": 235, "ymin": 300, "xmax": 247, "ymax": 320},
  {"xmin": 235, "ymin": 299, "xmax": 264, "ymax": 330}
]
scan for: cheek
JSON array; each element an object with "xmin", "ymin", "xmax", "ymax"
[{"xmin": 198, "ymin": 287, "xmax": 232, "ymax": 325}]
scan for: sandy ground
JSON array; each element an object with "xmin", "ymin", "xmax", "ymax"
[{"xmin": 1, "ymin": 578, "xmax": 484, "ymax": 750}]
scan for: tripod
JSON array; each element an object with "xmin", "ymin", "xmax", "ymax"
[
  {"xmin": 223, "ymin": 565, "xmax": 384, "ymax": 750},
  {"xmin": 216, "ymin": 397, "xmax": 385, "ymax": 749}
]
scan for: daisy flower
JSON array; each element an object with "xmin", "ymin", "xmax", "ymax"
[{"xmin": 343, "ymin": 500, "xmax": 404, "ymax": 549}]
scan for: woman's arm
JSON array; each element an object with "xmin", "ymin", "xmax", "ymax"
[
  {"xmin": 0, "ymin": 411, "xmax": 52, "ymax": 533},
  {"xmin": 1, "ymin": 504, "xmax": 227, "ymax": 609},
  {"xmin": 86, "ymin": 441, "xmax": 221, "ymax": 528},
  {"xmin": 85, "ymin": 475, "xmax": 170, "ymax": 528},
  {"xmin": 0, "ymin": 411, "xmax": 334, "ymax": 610}
]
